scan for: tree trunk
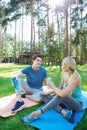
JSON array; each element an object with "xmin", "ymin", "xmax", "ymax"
[
  {"xmin": 30, "ymin": 1, "xmax": 33, "ymax": 52},
  {"xmin": 69, "ymin": 6, "xmax": 72, "ymax": 56},
  {"xmin": 47, "ymin": 6, "xmax": 50, "ymax": 65},
  {"xmin": 18, "ymin": 19, "xmax": 21, "ymax": 55},
  {"xmin": 37, "ymin": 2, "xmax": 40, "ymax": 53},
  {"xmin": 79, "ymin": 2, "xmax": 83, "ymax": 65},
  {"xmin": 64, "ymin": 9, "xmax": 68, "ymax": 57},
  {"xmin": 21, "ymin": 11, "xmax": 24, "ymax": 52},
  {"xmin": 76, "ymin": 45, "xmax": 79, "ymax": 64},
  {"xmin": 57, "ymin": 12, "xmax": 60, "ymax": 45},
  {"xmin": 14, "ymin": 20, "xmax": 17, "ymax": 63},
  {"xmin": 57, "ymin": 12, "xmax": 61, "ymax": 65},
  {"xmin": 79, "ymin": 30, "xmax": 83, "ymax": 64},
  {"xmin": 0, "ymin": 29, "xmax": 2, "ymax": 63},
  {"xmin": 33, "ymin": 18, "xmax": 35, "ymax": 51}
]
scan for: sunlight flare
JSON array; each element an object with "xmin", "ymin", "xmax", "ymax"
[{"xmin": 49, "ymin": 0, "xmax": 65, "ymax": 8}]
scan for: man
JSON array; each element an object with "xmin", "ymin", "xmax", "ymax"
[{"xmin": 11, "ymin": 54, "xmax": 52, "ymax": 113}]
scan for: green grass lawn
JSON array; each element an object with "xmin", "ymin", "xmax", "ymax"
[{"xmin": 0, "ymin": 63, "xmax": 87, "ymax": 130}]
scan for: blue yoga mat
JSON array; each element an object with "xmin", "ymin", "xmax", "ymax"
[{"xmin": 22, "ymin": 91, "xmax": 87, "ymax": 130}]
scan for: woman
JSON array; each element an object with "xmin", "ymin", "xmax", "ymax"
[{"xmin": 27, "ymin": 56, "xmax": 83, "ymax": 123}]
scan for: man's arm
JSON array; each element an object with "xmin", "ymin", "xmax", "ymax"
[
  {"xmin": 15, "ymin": 72, "xmax": 24, "ymax": 79},
  {"xmin": 42, "ymin": 78, "xmax": 55, "ymax": 95},
  {"xmin": 43, "ymin": 78, "xmax": 49, "ymax": 86}
]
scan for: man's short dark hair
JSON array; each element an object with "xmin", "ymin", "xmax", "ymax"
[{"xmin": 32, "ymin": 54, "xmax": 43, "ymax": 60}]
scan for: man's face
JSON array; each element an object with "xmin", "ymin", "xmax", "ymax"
[{"xmin": 32, "ymin": 57, "xmax": 42, "ymax": 68}]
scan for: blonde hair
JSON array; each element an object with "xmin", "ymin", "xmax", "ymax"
[{"xmin": 63, "ymin": 56, "xmax": 76, "ymax": 71}]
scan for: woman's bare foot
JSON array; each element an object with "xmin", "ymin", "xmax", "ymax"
[
  {"xmin": 61, "ymin": 109, "xmax": 66, "ymax": 117},
  {"xmin": 28, "ymin": 110, "xmax": 42, "ymax": 119}
]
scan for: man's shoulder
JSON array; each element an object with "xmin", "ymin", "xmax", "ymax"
[
  {"xmin": 39, "ymin": 67, "xmax": 46, "ymax": 71},
  {"xmin": 22, "ymin": 66, "xmax": 32, "ymax": 71}
]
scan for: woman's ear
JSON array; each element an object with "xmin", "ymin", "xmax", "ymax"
[{"xmin": 68, "ymin": 67, "xmax": 74, "ymax": 72}]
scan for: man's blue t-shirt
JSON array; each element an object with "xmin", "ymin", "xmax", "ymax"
[{"xmin": 21, "ymin": 66, "xmax": 47, "ymax": 89}]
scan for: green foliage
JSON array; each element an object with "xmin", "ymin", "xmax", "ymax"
[
  {"xmin": 37, "ymin": 18, "xmax": 46, "ymax": 26},
  {"xmin": 0, "ymin": 0, "xmax": 87, "ymax": 65}
]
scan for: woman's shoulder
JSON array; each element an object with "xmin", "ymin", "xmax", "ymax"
[{"xmin": 73, "ymin": 72, "xmax": 81, "ymax": 85}]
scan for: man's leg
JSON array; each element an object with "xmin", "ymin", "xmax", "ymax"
[
  {"xmin": 17, "ymin": 78, "xmax": 43, "ymax": 102},
  {"xmin": 11, "ymin": 78, "xmax": 34, "ymax": 112}
]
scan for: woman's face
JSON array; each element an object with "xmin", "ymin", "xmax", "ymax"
[{"xmin": 61, "ymin": 61, "xmax": 69, "ymax": 72}]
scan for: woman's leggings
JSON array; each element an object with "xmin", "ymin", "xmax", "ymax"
[{"xmin": 41, "ymin": 95, "xmax": 83, "ymax": 113}]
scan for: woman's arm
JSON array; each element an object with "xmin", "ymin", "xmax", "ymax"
[
  {"xmin": 59, "ymin": 77, "xmax": 64, "ymax": 89},
  {"xmin": 48, "ymin": 75, "xmax": 80, "ymax": 97},
  {"xmin": 62, "ymin": 76, "xmax": 80, "ymax": 96}
]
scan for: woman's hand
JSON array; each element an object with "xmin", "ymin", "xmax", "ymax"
[
  {"xmin": 41, "ymin": 92, "xmax": 51, "ymax": 96},
  {"xmin": 48, "ymin": 82, "xmax": 57, "ymax": 90}
]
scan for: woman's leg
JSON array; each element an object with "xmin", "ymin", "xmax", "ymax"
[
  {"xmin": 28, "ymin": 95, "xmax": 83, "ymax": 122},
  {"xmin": 28, "ymin": 95, "xmax": 70, "ymax": 120},
  {"xmin": 61, "ymin": 95, "xmax": 83, "ymax": 112},
  {"xmin": 41, "ymin": 95, "xmax": 83, "ymax": 113},
  {"xmin": 42, "ymin": 95, "xmax": 63, "ymax": 113},
  {"xmin": 41, "ymin": 95, "xmax": 63, "ymax": 113},
  {"xmin": 42, "ymin": 95, "xmax": 67, "ymax": 117}
]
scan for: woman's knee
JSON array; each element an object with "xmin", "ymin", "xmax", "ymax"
[{"xmin": 75, "ymin": 102, "xmax": 83, "ymax": 112}]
